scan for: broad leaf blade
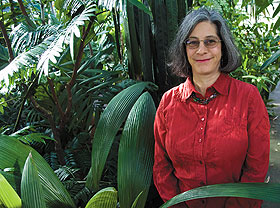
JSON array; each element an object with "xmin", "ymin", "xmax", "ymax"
[
  {"xmin": 21, "ymin": 153, "xmax": 46, "ymax": 208},
  {"xmin": 85, "ymin": 187, "xmax": 117, "ymax": 208},
  {"xmin": 118, "ymin": 92, "xmax": 156, "ymax": 208},
  {"xmin": 260, "ymin": 49, "xmax": 280, "ymax": 70},
  {"xmin": 160, "ymin": 183, "xmax": 280, "ymax": 208},
  {"xmin": 88, "ymin": 82, "xmax": 150, "ymax": 191},
  {"xmin": 0, "ymin": 173, "xmax": 21, "ymax": 208},
  {"xmin": 0, "ymin": 135, "xmax": 75, "ymax": 207},
  {"xmin": 128, "ymin": 0, "xmax": 152, "ymax": 17}
]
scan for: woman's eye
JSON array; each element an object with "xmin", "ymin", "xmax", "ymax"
[
  {"xmin": 189, "ymin": 41, "xmax": 199, "ymax": 45},
  {"xmin": 207, "ymin": 39, "xmax": 217, "ymax": 43}
]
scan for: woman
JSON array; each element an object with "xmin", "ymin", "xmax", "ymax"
[{"xmin": 153, "ymin": 7, "xmax": 270, "ymax": 208}]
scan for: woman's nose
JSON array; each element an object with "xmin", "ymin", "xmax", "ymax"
[{"xmin": 196, "ymin": 41, "xmax": 208, "ymax": 54}]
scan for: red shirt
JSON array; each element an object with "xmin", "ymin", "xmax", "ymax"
[{"xmin": 153, "ymin": 73, "xmax": 270, "ymax": 208}]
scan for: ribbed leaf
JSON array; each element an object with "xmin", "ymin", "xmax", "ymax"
[
  {"xmin": 85, "ymin": 187, "xmax": 117, "ymax": 208},
  {"xmin": 118, "ymin": 92, "xmax": 156, "ymax": 208},
  {"xmin": 0, "ymin": 173, "xmax": 21, "ymax": 208},
  {"xmin": 0, "ymin": 135, "xmax": 75, "ymax": 207},
  {"xmin": 21, "ymin": 153, "xmax": 46, "ymax": 208},
  {"xmin": 177, "ymin": 0, "xmax": 186, "ymax": 22},
  {"xmin": 138, "ymin": 4, "xmax": 154, "ymax": 82},
  {"xmin": 131, "ymin": 191, "xmax": 144, "ymax": 208},
  {"xmin": 88, "ymin": 82, "xmax": 150, "ymax": 191},
  {"xmin": 151, "ymin": 0, "xmax": 168, "ymax": 93},
  {"xmin": 166, "ymin": 1, "xmax": 178, "ymax": 45},
  {"xmin": 161, "ymin": 183, "xmax": 280, "ymax": 208},
  {"xmin": 125, "ymin": 1, "xmax": 142, "ymax": 79},
  {"xmin": 128, "ymin": 0, "xmax": 152, "ymax": 17},
  {"xmin": 260, "ymin": 49, "xmax": 280, "ymax": 70}
]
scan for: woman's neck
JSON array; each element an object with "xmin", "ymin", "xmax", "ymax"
[{"xmin": 192, "ymin": 72, "xmax": 221, "ymax": 97}]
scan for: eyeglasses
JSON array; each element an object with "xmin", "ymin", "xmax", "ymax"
[{"xmin": 184, "ymin": 37, "xmax": 222, "ymax": 49}]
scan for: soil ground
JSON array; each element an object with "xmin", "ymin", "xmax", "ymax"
[{"xmin": 262, "ymin": 82, "xmax": 280, "ymax": 208}]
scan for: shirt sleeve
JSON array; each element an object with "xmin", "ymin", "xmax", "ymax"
[
  {"xmin": 153, "ymin": 97, "xmax": 187, "ymax": 208},
  {"xmin": 225, "ymin": 86, "xmax": 270, "ymax": 208}
]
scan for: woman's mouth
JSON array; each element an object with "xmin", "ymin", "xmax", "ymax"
[{"xmin": 196, "ymin": 58, "xmax": 211, "ymax": 63}]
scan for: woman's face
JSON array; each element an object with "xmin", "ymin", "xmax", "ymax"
[{"xmin": 186, "ymin": 21, "xmax": 222, "ymax": 77}]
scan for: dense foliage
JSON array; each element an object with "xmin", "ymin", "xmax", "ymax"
[{"xmin": 0, "ymin": 0, "xmax": 280, "ymax": 207}]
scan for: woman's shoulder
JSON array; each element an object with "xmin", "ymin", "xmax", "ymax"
[
  {"xmin": 229, "ymin": 76, "xmax": 259, "ymax": 93},
  {"xmin": 158, "ymin": 82, "xmax": 188, "ymax": 111},
  {"xmin": 161, "ymin": 82, "xmax": 186, "ymax": 102}
]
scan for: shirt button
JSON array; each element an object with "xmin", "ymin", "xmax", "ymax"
[
  {"xmin": 200, "ymin": 181, "xmax": 205, "ymax": 186},
  {"xmin": 200, "ymin": 127, "xmax": 203, "ymax": 130},
  {"xmin": 198, "ymin": 138, "xmax": 202, "ymax": 143},
  {"xmin": 202, "ymin": 199, "xmax": 205, "ymax": 204},
  {"xmin": 201, "ymin": 117, "xmax": 205, "ymax": 121}
]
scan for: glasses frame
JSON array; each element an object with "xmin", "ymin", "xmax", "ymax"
[{"xmin": 184, "ymin": 37, "xmax": 222, "ymax": 49}]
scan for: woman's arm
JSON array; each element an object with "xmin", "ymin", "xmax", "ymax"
[
  {"xmin": 225, "ymin": 86, "xmax": 270, "ymax": 208},
  {"xmin": 153, "ymin": 99, "xmax": 187, "ymax": 208}
]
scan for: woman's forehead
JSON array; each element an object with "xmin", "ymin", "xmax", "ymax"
[{"xmin": 188, "ymin": 21, "xmax": 218, "ymax": 38}]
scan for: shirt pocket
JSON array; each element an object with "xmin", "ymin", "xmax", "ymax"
[{"xmin": 223, "ymin": 108, "xmax": 247, "ymax": 138}]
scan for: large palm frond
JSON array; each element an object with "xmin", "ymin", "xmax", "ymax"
[
  {"xmin": 10, "ymin": 23, "xmax": 63, "ymax": 54},
  {"xmin": 97, "ymin": 0, "xmax": 121, "ymax": 11},
  {"xmin": 0, "ymin": 36, "xmax": 55, "ymax": 85},
  {"xmin": 37, "ymin": 3, "xmax": 96, "ymax": 76}
]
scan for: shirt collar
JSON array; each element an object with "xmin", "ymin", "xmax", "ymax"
[{"xmin": 177, "ymin": 73, "xmax": 230, "ymax": 102}]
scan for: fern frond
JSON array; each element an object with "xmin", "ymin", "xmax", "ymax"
[
  {"xmin": 55, "ymin": 166, "xmax": 80, "ymax": 181},
  {"xmin": 0, "ymin": 36, "xmax": 55, "ymax": 85},
  {"xmin": 37, "ymin": 4, "xmax": 97, "ymax": 76},
  {"xmin": 62, "ymin": 0, "xmax": 86, "ymax": 17},
  {"xmin": 10, "ymin": 23, "xmax": 63, "ymax": 54},
  {"xmin": 98, "ymin": 0, "xmax": 120, "ymax": 11},
  {"xmin": 64, "ymin": 149, "xmax": 78, "ymax": 167},
  {"xmin": 43, "ymin": 152, "xmax": 59, "ymax": 170}
]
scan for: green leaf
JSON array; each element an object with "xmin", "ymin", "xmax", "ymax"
[
  {"xmin": 160, "ymin": 183, "xmax": 280, "ymax": 208},
  {"xmin": 85, "ymin": 187, "xmax": 117, "ymax": 208},
  {"xmin": 151, "ymin": 0, "xmax": 169, "ymax": 92},
  {"xmin": 0, "ymin": 135, "xmax": 75, "ymax": 207},
  {"xmin": 70, "ymin": 30, "xmax": 75, "ymax": 62},
  {"xmin": 0, "ymin": 173, "xmax": 21, "ymax": 208},
  {"xmin": 87, "ymin": 82, "xmax": 150, "ymax": 191},
  {"xmin": 0, "ymin": 44, "xmax": 9, "ymax": 70},
  {"xmin": 21, "ymin": 153, "xmax": 46, "ymax": 208},
  {"xmin": 273, "ymin": 17, "xmax": 280, "ymax": 32},
  {"xmin": 131, "ymin": 191, "xmax": 144, "ymax": 208},
  {"xmin": 125, "ymin": 1, "xmax": 143, "ymax": 79},
  {"xmin": 272, "ymin": 3, "xmax": 280, "ymax": 18},
  {"xmin": 260, "ymin": 49, "xmax": 280, "ymax": 70},
  {"xmin": 128, "ymin": 0, "xmax": 152, "ymax": 17},
  {"xmin": 20, "ymin": 133, "xmax": 55, "ymax": 145},
  {"xmin": 166, "ymin": 1, "xmax": 178, "ymax": 45},
  {"xmin": 118, "ymin": 92, "xmax": 156, "ymax": 208},
  {"xmin": 138, "ymin": 8, "xmax": 154, "ymax": 82}
]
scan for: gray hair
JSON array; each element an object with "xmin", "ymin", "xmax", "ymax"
[{"xmin": 168, "ymin": 7, "xmax": 241, "ymax": 77}]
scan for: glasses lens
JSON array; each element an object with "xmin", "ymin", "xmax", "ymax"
[
  {"xmin": 204, "ymin": 38, "xmax": 219, "ymax": 48},
  {"xmin": 185, "ymin": 37, "xmax": 220, "ymax": 49},
  {"xmin": 185, "ymin": 39, "xmax": 200, "ymax": 49}
]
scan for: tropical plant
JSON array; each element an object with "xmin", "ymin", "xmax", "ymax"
[
  {"xmin": 86, "ymin": 81, "xmax": 157, "ymax": 207},
  {"xmin": 160, "ymin": 182, "xmax": 280, "ymax": 207},
  {"xmin": 0, "ymin": 0, "xmax": 127, "ymax": 166},
  {"xmin": 0, "ymin": 80, "xmax": 157, "ymax": 207},
  {"xmin": 1, "ymin": 0, "xmax": 280, "ymax": 207},
  {"xmin": 0, "ymin": 135, "xmax": 75, "ymax": 207}
]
